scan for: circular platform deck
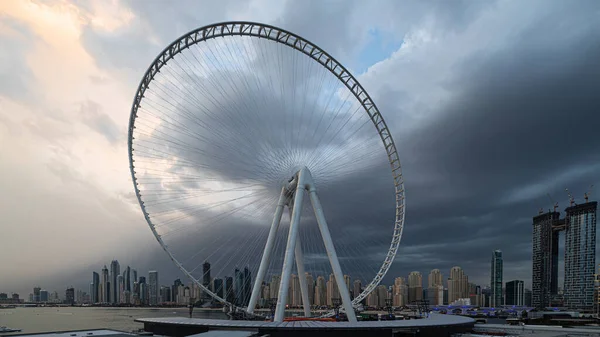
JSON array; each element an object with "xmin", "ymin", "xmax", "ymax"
[{"xmin": 136, "ymin": 313, "xmax": 474, "ymax": 337}]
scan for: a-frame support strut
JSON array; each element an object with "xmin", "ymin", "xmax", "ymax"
[{"xmin": 247, "ymin": 167, "xmax": 356, "ymax": 322}]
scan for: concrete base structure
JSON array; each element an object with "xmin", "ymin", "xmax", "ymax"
[{"xmin": 136, "ymin": 313, "xmax": 474, "ymax": 337}]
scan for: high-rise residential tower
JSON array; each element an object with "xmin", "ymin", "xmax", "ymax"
[
  {"xmin": 564, "ymin": 201, "xmax": 597, "ymax": 311},
  {"xmin": 91, "ymin": 272, "xmax": 99, "ymax": 303},
  {"xmin": 306, "ymin": 273, "xmax": 315, "ymax": 305},
  {"xmin": 117, "ymin": 275, "xmax": 124, "ymax": 303},
  {"xmin": 149, "ymin": 271, "xmax": 159, "ymax": 305},
  {"xmin": 392, "ymin": 277, "xmax": 407, "ymax": 307},
  {"xmin": 326, "ymin": 274, "xmax": 339, "ymax": 306},
  {"xmin": 353, "ymin": 279, "xmax": 362, "ymax": 301},
  {"xmin": 125, "ymin": 266, "xmax": 131, "ymax": 292},
  {"xmin": 491, "ymin": 250, "xmax": 503, "ymax": 307},
  {"xmin": 290, "ymin": 274, "xmax": 301, "ymax": 306},
  {"xmin": 315, "ymin": 276, "xmax": 326, "ymax": 306},
  {"xmin": 428, "ymin": 269, "xmax": 444, "ymax": 305},
  {"xmin": 407, "ymin": 271, "xmax": 423, "ymax": 303},
  {"xmin": 110, "ymin": 260, "xmax": 120, "ymax": 304},
  {"xmin": 270, "ymin": 275, "xmax": 281, "ymax": 301},
  {"xmin": 202, "ymin": 261, "xmax": 211, "ymax": 301},
  {"xmin": 448, "ymin": 266, "xmax": 468, "ymax": 303},
  {"xmin": 101, "ymin": 265, "xmax": 109, "ymax": 303}
]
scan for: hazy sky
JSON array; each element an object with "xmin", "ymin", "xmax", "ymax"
[{"xmin": 1, "ymin": 0, "xmax": 599, "ymax": 297}]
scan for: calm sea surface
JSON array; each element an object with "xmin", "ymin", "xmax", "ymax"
[{"xmin": 0, "ymin": 307, "xmax": 228, "ymax": 334}]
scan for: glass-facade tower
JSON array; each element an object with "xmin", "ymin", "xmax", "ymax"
[
  {"xmin": 490, "ymin": 250, "xmax": 503, "ymax": 307},
  {"xmin": 564, "ymin": 202, "xmax": 597, "ymax": 311}
]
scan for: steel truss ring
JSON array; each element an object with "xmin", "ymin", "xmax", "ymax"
[{"xmin": 127, "ymin": 21, "xmax": 406, "ymax": 311}]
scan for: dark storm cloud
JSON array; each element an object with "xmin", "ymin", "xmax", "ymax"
[
  {"xmin": 384, "ymin": 3, "xmax": 600, "ymax": 285},
  {"xmin": 134, "ymin": 2, "xmax": 600, "ymax": 289},
  {"xmin": 58, "ymin": 0, "xmax": 600, "ymax": 292}
]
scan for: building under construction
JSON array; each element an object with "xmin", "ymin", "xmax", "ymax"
[
  {"xmin": 532, "ymin": 189, "xmax": 597, "ymax": 311},
  {"xmin": 532, "ymin": 211, "xmax": 562, "ymax": 308}
]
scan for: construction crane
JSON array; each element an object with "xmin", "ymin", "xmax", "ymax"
[
  {"xmin": 565, "ymin": 188, "xmax": 576, "ymax": 207},
  {"xmin": 585, "ymin": 184, "xmax": 594, "ymax": 203},
  {"xmin": 546, "ymin": 193, "xmax": 559, "ymax": 212}
]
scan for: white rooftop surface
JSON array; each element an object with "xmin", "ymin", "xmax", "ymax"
[
  {"xmin": 475, "ymin": 323, "xmax": 600, "ymax": 336},
  {"xmin": 188, "ymin": 331, "xmax": 254, "ymax": 337},
  {"xmin": 136, "ymin": 313, "xmax": 473, "ymax": 329},
  {"xmin": 9, "ymin": 330, "xmax": 130, "ymax": 337}
]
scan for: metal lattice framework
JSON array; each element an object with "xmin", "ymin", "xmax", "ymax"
[{"xmin": 127, "ymin": 21, "xmax": 405, "ymax": 310}]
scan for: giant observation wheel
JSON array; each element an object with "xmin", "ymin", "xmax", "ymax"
[{"xmin": 128, "ymin": 22, "xmax": 405, "ymax": 321}]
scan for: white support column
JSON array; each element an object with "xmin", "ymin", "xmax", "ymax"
[
  {"xmin": 308, "ymin": 187, "xmax": 357, "ymax": 322},
  {"xmin": 295, "ymin": 236, "xmax": 311, "ymax": 317},
  {"xmin": 247, "ymin": 187, "xmax": 288, "ymax": 314},
  {"xmin": 274, "ymin": 171, "xmax": 306, "ymax": 322}
]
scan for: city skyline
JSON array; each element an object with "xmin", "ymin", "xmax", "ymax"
[
  {"xmin": 2, "ymin": 257, "xmax": 533, "ymax": 307},
  {"xmin": 1, "ymin": 0, "xmax": 599, "ymax": 307}
]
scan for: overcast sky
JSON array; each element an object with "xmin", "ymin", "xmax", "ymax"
[{"xmin": 1, "ymin": 0, "xmax": 599, "ymax": 298}]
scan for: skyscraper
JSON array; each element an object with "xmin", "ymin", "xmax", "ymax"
[
  {"xmin": 306, "ymin": 273, "xmax": 315, "ymax": 305},
  {"xmin": 133, "ymin": 269, "xmax": 138, "ymax": 284},
  {"xmin": 532, "ymin": 210, "xmax": 562, "ymax": 308},
  {"xmin": 65, "ymin": 287, "xmax": 75, "ymax": 305},
  {"xmin": 110, "ymin": 260, "xmax": 120, "ymax": 304},
  {"xmin": 202, "ymin": 261, "xmax": 211, "ymax": 301},
  {"xmin": 505, "ymin": 280, "xmax": 524, "ymax": 306},
  {"xmin": 140, "ymin": 282, "xmax": 148, "ymax": 305},
  {"xmin": 291, "ymin": 274, "xmax": 301, "ymax": 306},
  {"xmin": 40, "ymin": 290, "xmax": 48, "ymax": 302},
  {"xmin": 377, "ymin": 285, "xmax": 388, "ymax": 308},
  {"xmin": 225, "ymin": 276, "xmax": 234, "ymax": 304},
  {"xmin": 160, "ymin": 286, "xmax": 171, "ymax": 303},
  {"xmin": 428, "ymin": 269, "xmax": 443, "ymax": 305},
  {"xmin": 315, "ymin": 276, "xmax": 326, "ymax": 306},
  {"xmin": 392, "ymin": 277, "xmax": 407, "ymax": 307},
  {"xmin": 270, "ymin": 275, "xmax": 281, "ymax": 300},
  {"xmin": 125, "ymin": 266, "xmax": 131, "ymax": 292},
  {"xmin": 353, "ymin": 279, "xmax": 362, "ymax": 301},
  {"xmin": 407, "ymin": 271, "xmax": 423, "ymax": 303},
  {"xmin": 448, "ymin": 266, "xmax": 468, "ymax": 303},
  {"xmin": 326, "ymin": 274, "xmax": 339, "ymax": 306},
  {"xmin": 243, "ymin": 267, "xmax": 252, "ymax": 306},
  {"xmin": 91, "ymin": 271, "xmax": 99, "ymax": 303},
  {"xmin": 117, "ymin": 275, "xmax": 124, "ymax": 304},
  {"xmin": 33, "ymin": 287, "xmax": 41, "ymax": 302},
  {"xmin": 564, "ymin": 201, "xmax": 597, "ymax": 311},
  {"xmin": 428, "ymin": 269, "xmax": 443, "ymax": 288},
  {"xmin": 149, "ymin": 271, "xmax": 159, "ymax": 305},
  {"xmin": 172, "ymin": 279, "xmax": 182, "ymax": 303},
  {"xmin": 100, "ymin": 265, "xmax": 110, "ymax": 303},
  {"xmin": 213, "ymin": 278, "xmax": 224, "ymax": 299},
  {"xmin": 491, "ymin": 250, "xmax": 503, "ymax": 307},
  {"xmin": 234, "ymin": 268, "xmax": 243, "ymax": 306}
]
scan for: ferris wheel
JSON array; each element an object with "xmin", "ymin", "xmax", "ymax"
[{"xmin": 128, "ymin": 22, "xmax": 405, "ymax": 322}]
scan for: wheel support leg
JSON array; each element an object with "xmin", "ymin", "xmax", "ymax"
[
  {"xmin": 309, "ymin": 188, "xmax": 357, "ymax": 322},
  {"xmin": 247, "ymin": 187, "xmax": 287, "ymax": 314},
  {"xmin": 274, "ymin": 171, "xmax": 306, "ymax": 322}
]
